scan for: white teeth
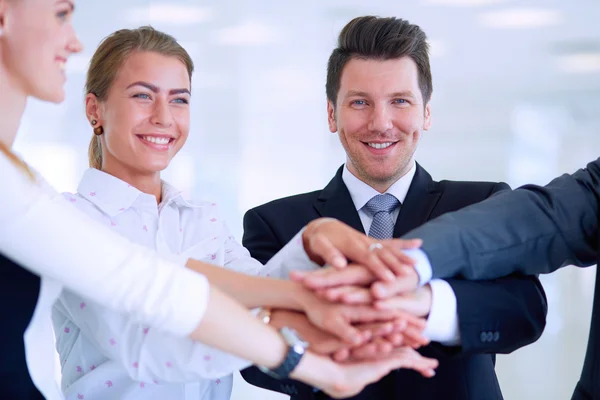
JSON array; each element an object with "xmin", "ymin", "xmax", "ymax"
[
  {"xmin": 142, "ymin": 136, "xmax": 171, "ymax": 145},
  {"xmin": 368, "ymin": 142, "xmax": 393, "ymax": 149}
]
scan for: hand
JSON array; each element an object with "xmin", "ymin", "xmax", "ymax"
[
  {"xmin": 302, "ymin": 219, "xmax": 422, "ymax": 282},
  {"xmin": 292, "ymin": 348, "xmax": 438, "ymax": 399},
  {"xmin": 270, "ymin": 310, "xmax": 408, "ymax": 358},
  {"xmin": 374, "ymin": 284, "xmax": 433, "ymax": 318},
  {"xmin": 298, "ymin": 289, "xmax": 426, "ymax": 346}
]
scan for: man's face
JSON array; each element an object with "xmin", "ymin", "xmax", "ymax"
[{"xmin": 329, "ymin": 57, "xmax": 431, "ymax": 191}]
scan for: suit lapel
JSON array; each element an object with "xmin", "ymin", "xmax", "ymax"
[
  {"xmin": 393, "ymin": 163, "xmax": 442, "ymax": 237},
  {"xmin": 313, "ymin": 166, "xmax": 365, "ymax": 234}
]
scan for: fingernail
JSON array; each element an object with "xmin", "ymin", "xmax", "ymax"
[
  {"xmin": 383, "ymin": 270, "xmax": 395, "ymax": 282},
  {"xmin": 332, "ymin": 256, "xmax": 347, "ymax": 268}
]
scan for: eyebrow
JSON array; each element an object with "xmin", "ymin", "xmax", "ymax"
[
  {"xmin": 126, "ymin": 81, "xmax": 191, "ymax": 96},
  {"xmin": 56, "ymin": 0, "xmax": 75, "ymax": 12},
  {"xmin": 345, "ymin": 90, "xmax": 416, "ymax": 99}
]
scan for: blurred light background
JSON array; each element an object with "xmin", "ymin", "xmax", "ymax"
[{"xmin": 14, "ymin": 0, "xmax": 600, "ymax": 399}]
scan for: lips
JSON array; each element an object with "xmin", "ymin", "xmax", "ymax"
[{"xmin": 55, "ymin": 56, "xmax": 67, "ymax": 72}]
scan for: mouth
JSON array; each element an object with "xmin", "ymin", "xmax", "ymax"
[
  {"xmin": 362, "ymin": 141, "xmax": 398, "ymax": 153},
  {"xmin": 136, "ymin": 134, "xmax": 176, "ymax": 151},
  {"xmin": 55, "ymin": 56, "xmax": 67, "ymax": 74}
]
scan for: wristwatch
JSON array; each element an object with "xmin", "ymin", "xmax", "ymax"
[{"xmin": 259, "ymin": 326, "xmax": 308, "ymax": 379}]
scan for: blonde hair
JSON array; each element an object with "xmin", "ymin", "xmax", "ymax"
[
  {"xmin": 0, "ymin": 142, "xmax": 35, "ymax": 181},
  {"xmin": 86, "ymin": 26, "xmax": 194, "ymax": 169}
]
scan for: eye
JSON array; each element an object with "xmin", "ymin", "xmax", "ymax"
[
  {"xmin": 172, "ymin": 98, "xmax": 189, "ymax": 105},
  {"xmin": 393, "ymin": 99, "xmax": 408, "ymax": 105},
  {"xmin": 56, "ymin": 9, "xmax": 71, "ymax": 22},
  {"xmin": 351, "ymin": 100, "xmax": 367, "ymax": 106},
  {"xmin": 133, "ymin": 93, "xmax": 151, "ymax": 100}
]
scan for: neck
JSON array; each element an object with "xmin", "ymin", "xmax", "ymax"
[
  {"xmin": 0, "ymin": 64, "xmax": 28, "ymax": 148},
  {"xmin": 347, "ymin": 159, "xmax": 414, "ymax": 193},
  {"xmin": 101, "ymin": 163, "xmax": 163, "ymax": 204}
]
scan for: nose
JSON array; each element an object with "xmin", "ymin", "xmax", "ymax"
[
  {"xmin": 367, "ymin": 104, "xmax": 393, "ymax": 134},
  {"xmin": 67, "ymin": 27, "xmax": 83, "ymax": 54},
  {"xmin": 150, "ymin": 97, "xmax": 174, "ymax": 128}
]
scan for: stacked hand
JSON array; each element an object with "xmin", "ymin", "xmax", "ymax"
[{"xmin": 270, "ymin": 218, "xmax": 437, "ymax": 398}]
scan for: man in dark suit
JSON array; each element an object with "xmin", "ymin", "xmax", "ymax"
[{"xmin": 240, "ymin": 16, "xmax": 547, "ymax": 400}]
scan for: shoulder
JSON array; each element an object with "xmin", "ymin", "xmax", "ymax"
[
  {"xmin": 246, "ymin": 190, "xmax": 322, "ymax": 219},
  {"xmin": 438, "ymin": 180, "xmax": 510, "ymax": 200}
]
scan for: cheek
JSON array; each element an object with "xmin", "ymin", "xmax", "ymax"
[{"xmin": 394, "ymin": 110, "xmax": 424, "ymax": 133}]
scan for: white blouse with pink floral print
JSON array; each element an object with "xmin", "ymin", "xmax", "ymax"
[{"xmin": 54, "ymin": 168, "xmax": 315, "ymax": 400}]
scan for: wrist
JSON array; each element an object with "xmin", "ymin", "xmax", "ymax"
[
  {"xmin": 290, "ymin": 352, "xmax": 341, "ymax": 391},
  {"xmin": 292, "ymin": 282, "xmax": 317, "ymax": 312}
]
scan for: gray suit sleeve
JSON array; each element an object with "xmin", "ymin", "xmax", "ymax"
[{"xmin": 403, "ymin": 158, "xmax": 600, "ymax": 280}]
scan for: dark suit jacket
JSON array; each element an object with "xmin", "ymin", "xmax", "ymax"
[
  {"xmin": 403, "ymin": 158, "xmax": 600, "ymax": 400},
  {"xmin": 241, "ymin": 163, "xmax": 548, "ymax": 400}
]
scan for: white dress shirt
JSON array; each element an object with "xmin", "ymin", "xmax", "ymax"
[
  {"xmin": 0, "ymin": 153, "xmax": 213, "ymax": 399},
  {"xmin": 54, "ymin": 168, "xmax": 314, "ymax": 400}
]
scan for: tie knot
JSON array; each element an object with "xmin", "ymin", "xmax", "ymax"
[{"xmin": 364, "ymin": 194, "xmax": 400, "ymax": 216}]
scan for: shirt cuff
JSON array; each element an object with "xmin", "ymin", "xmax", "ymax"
[
  {"xmin": 403, "ymin": 248, "xmax": 433, "ymax": 285},
  {"xmin": 422, "ymin": 279, "xmax": 461, "ymax": 346},
  {"xmin": 261, "ymin": 228, "xmax": 321, "ymax": 279}
]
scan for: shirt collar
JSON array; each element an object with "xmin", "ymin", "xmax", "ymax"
[
  {"xmin": 77, "ymin": 168, "xmax": 197, "ymax": 217},
  {"xmin": 342, "ymin": 160, "xmax": 416, "ymax": 211}
]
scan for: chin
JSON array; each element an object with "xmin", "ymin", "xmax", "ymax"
[{"xmin": 34, "ymin": 86, "xmax": 65, "ymax": 104}]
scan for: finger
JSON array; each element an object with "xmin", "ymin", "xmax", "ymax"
[
  {"xmin": 375, "ymin": 295, "xmax": 425, "ymax": 317},
  {"xmin": 322, "ymin": 286, "xmax": 364, "ymax": 302},
  {"xmin": 374, "ymin": 247, "xmax": 416, "ymax": 276},
  {"xmin": 310, "ymin": 234, "xmax": 348, "ymax": 269},
  {"xmin": 385, "ymin": 238, "xmax": 423, "ymax": 250},
  {"xmin": 345, "ymin": 348, "xmax": 438, "ymax": 386},
  {"xmin": 354, "ymin": 248, "xmax": 396, "ymax": 282},
  {"xmin": 401, "ymin": 326, "xmax": 431, "ymax": 348},
  {"xmin": 325, "ymin": 315, "xmax": 365, "ymax": 346},
  {"xmin": 303, "ymin": 266, "xmax": 376, "ymax": 290},
  {"xmin": 374, "ymin": 338, "xmax": 393, "ymax": 355},
  {"xmin": 340, "ymin": 287, "xmax": 373, "ymax": 304},
  {"xmin": 350, "ymin": 342, "xmax": 380, "ymax": 360},
  {"xmin": 371, "ymin": 272, "xmax": 419, "ymax": 299},
  {"xmin": 357, "ymin": 321, "xmax": 395, "ymax": 337},
  {"xmin": 333, "ymin": 347, "xmax": 350, "ymax": 362},
  {"xmin": 384, "ymin": 348, "xmax": 438, "ymax": 378},
  {"xmin": 345, "ymin": 305, "xmax": 401, "ymax": 324},
  {"xmin": 385, "ymin": 332, "xmax": 405, "ymax": 346},
  {"xmin": 289, "ymin": 270, "xmax": 305, "ymax": 282},
  {"xmin": 384, "ymin": 245, "xmax": 420, "ymax": 269}
]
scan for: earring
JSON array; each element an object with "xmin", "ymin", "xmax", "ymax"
[
  {"xmin": 93, "ymin": 126, "xmax": 104, "ymax": 136},
  {"xmin": 91, "ymin": 119, "xmax": 97, "ymax": 126}
]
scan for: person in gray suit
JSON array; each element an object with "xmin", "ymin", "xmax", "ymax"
[{"xmin": 296, "ymin": 158, "xmax": 600, "ymax": 399}]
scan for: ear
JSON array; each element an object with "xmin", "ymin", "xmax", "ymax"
[
  {"xmin": 327, "ymin": 100, "xmax": 338, "ymax": 133},
  {"xmin": 85, "ymin": 93, "xmax": 102, "ymax": 126},
  {"xmin": 423, "ymin": 102, "xmax": 432, "ymax": 131}
]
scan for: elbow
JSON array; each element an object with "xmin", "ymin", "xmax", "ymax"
[{"xmin": 498, "ymin": 289, "xmax": 548, "ymax": 354}]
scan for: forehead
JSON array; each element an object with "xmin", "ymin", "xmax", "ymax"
[
  {"xmin": 114, "ymin": 51, "xmax": 190, "ymax": 88},
  {"xmin": 338, "ymin": 57, "xmax": 421, "ymax": 96}
]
